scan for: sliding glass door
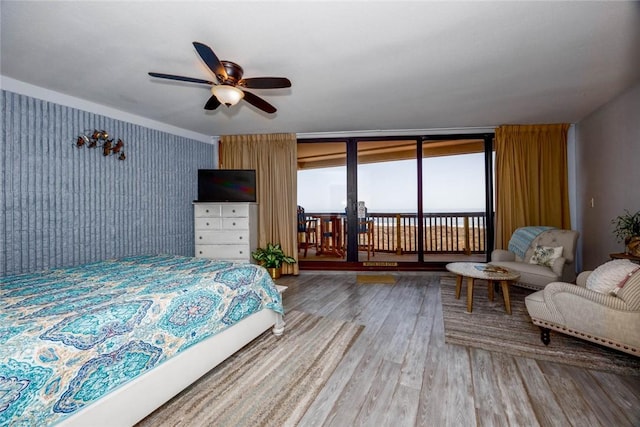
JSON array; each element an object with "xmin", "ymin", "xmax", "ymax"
[{"xmin": 297, "ymin": 134, "xmax": 494, "ymax": 268}]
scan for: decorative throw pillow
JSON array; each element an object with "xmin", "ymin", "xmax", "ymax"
[
  {"xmin": 529, "ymin": 245, "xmax": 563, "ymax": 267},
  {"xmin": 617, "ymin": 270, "xmax": 640, "ymax": 309},
  {"xmin": 610, "ymin": 268, "xmax": 640, "ymax": 297},
  {"xmin": 586, "ymin": 259, "xmax": 640, "ymax": 295}
]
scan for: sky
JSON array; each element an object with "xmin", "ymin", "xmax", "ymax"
[{"xmin": 298, "ymin": 152, "xmax": 491, "ymax": 213}]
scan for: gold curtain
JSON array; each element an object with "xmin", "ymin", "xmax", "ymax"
[
  {"xmin": 494, "ymin": 124, "xmax": 571, "ymax": 248},
  {"xmin": 219, "ymin": 133, "xmax": 299, "ymax": 275}
]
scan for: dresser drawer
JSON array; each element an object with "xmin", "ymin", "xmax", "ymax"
[
  {"xmin": 196, "ymin": 230, "xmax": 250, "ymax": 244},
  {"xmin": 194, "ymin": 218, "xmax": 223, "ymax": 230},
  {"xmin": 222, "ymin": 204, "xmax": 249, "ymax": 217},
  {"xmin": 195, "ymin": 217, "xmax": 248, "ymax": 230},
  {"xmin": 194, "ymin": 204, "xmax": 223, "ymax": 218},
  {"xmin": 221, "ymin": 217, "xmax": 249, "ymax": 229},
  {"xmin": 195, "ymin": 244, "xmax": 251, "ymax": 261}
]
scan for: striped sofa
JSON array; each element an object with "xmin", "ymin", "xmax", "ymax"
[{"xmin": 524, "ymin": 268, "xmax": 640, "ymax": 357}]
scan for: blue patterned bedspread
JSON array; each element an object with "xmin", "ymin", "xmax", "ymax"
[{"xmin": 0, "ymin": 254, "xmax": 283, "ymax": 426}]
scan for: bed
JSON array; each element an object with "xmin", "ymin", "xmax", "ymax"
[{"xmin": 0, "ymin": 254, "xmax": 285, "ymax": 426}]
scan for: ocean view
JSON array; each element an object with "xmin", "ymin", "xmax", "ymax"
[
  {"xmin": 298, "ymin": 152, "xmax": 490, "ymax": 215},
  {"xmin": 297, "ymin": 152, "xmax": 491, "ymax": 255}
]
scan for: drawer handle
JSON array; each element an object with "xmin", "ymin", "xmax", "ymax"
[
  {"xmin": 239, "ymin": 250, "xmax": 243, "ymax": 254},
  {"xmin": 239, "ymin": 236, "xmax": 243, "ymax": 240},
  {"xmin": 206, "ymin": 209, "xmax": 209, "ymax": 213},
  {"xmin": 199, "ymin": 251, "xmax": 202, "ymax": 254},
  {"xmin": 232, "ymin": 209, "xmax": 236, "ymax": 213},
  {"xmin": 232, "ymin": 222, "xmax": 236, "ymax": 226},
  {"xmin": 206, "ymin": 222, "xmax": 210, "ymax": 226},
  {"xmin": 199, "ymin": 236, "xmax": 202, "ymax": 240}
]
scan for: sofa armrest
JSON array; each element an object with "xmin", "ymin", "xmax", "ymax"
[
  {"xmin": 531, "ymin": 281, "xmax": 628, "ymax": 327},
  {"xmin": 543, "ymin": 281, "xmax": 627, "ymax": 310},
  {"xmin": 550, "ymin": 256, "xmax": 566, "ymax": 277},
  {"xmin": 491, "ymin": 249, "xmax": 515, "ymax": 262},
  {"xmin": 576, "ymin": 271, "xmax": 592, "ymax": 288}
]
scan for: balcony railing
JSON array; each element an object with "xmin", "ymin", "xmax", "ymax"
[{"xmin": 306, "ymin": 211, "xmax": 487, "ymax": 255}]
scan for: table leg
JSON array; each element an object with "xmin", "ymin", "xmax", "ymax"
[
  {"xmin": 334, "ymin": 217, "xmax": 344, "ymax": 257},
  {"xmin": 500, "ymin": 280, "xmax": 511, "ymax": 315},
  {"xmin": 455, "ymin": 275, "xmax": 462, "ymax": 299},
  {"xmin": 466, "ymin": 276, "xmax": 474, "ymax": 313},
  {"xmin": 488, "ymin": 279, "xmax": 494, "ymax": 301},
  {"xmin": 316, "ymin": 217, "xmax": 344, "ymax": 257},
  {"xmin": 316, "ymin": 218, "xmax": 327, "ymax": 255}
]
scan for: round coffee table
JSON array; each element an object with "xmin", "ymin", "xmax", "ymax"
[{"xmin": 445, "ymin": 262, "xmax": 521, "ymax": 314}]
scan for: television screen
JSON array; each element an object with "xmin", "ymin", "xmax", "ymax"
[{"xmin": 197, "ymin": 169, "xmax": 257, "ymax": 202}]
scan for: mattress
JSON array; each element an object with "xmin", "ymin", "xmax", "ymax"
[{"xmin": 0, "ymin": 254, "xmax": 284, "ymax": 426}]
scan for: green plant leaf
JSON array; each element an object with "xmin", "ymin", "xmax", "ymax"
[
  {"xmin": 251, "ymin": 242, "xmax": 297, "ymax": 268},
  {"xmin": 612, "ymin": 210, "xmax": 640, "ymax": 242}
]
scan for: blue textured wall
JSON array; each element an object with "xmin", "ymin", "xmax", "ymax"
[{"xmin": 1, "ymin": 90, "xmax": 215, "ymax": 275}]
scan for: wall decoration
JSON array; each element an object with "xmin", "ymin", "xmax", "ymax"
[{"xmin": 75, "ymin": 129, "xmax": 126, "ymax": 160}]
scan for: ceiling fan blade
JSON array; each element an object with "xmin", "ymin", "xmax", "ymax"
[
  {"xmin": 204, "ymin": 95, "xmax": 221, "ymax": 110},
  {"xmin": 242, "ymin": 90, "xmax": 277, "ymax": 114},
  {"xmin": 240, "ymin": 77, "xmax": 292, "ymax": 89},
  {"xmin": 148, "ymin": 72, "xmax": 214, "ymax": 85},
  {"xmin": 193, "ymin": 41, "xmax": 228, "ymax": 82}
]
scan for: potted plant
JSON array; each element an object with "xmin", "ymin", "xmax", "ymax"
[
  {"xmin": 612, "ymin": 209, "xmax": 640, "ymax": 256},
  {"xmin": 251, "ymin": 242, "xmax": 296, "ymax": 279}
]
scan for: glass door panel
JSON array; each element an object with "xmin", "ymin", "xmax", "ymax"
[
  {"xmin": 421, "ymin": 139, "xmax": 487, "ymax": 262},
  {"xmin": 297, "ymin": 141, "xmax": 346, "ymax": 262},
  {"xmin": 357, "ymin": 140, "xmax": 418, "ymax": 263}
]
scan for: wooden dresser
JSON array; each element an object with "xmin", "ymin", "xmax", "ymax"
[{"xmin": 193, "ymin": 202, "xmax": 258, "ymax": 263}]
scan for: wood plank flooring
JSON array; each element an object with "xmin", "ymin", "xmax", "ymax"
[{"xmin": 275, "ymin": 272, "xmax": 640, "ymax": 427}]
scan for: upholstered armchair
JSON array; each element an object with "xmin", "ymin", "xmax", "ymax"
[
  {"xmin": 525, "ymin": 262, "xmax": 640, "ymax": 357},
  {"xmin": 491, "ymin": 227, "xmax": 579, "ymax": 290}
]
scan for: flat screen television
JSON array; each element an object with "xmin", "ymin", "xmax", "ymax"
[{"xmin": 197, "ymin": 169, "xmax": 257, "ymax": 203}]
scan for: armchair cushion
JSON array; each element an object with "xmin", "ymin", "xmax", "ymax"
[{"xmin": 498, "ymin": 262, "xmax": 561, "ymax": 289}]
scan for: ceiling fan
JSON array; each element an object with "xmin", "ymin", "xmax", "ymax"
[{"xmin": 149, "ymin": 41, "xmax": 291, "ymax": 114}]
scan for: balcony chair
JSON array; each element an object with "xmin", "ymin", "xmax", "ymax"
[
  {"xmin": 344, "ymin": 208, "xmax": 375, "ymax": 261},
  {"xmin": 297, "ymin": 206, "xmax": 317, "ymax": 257},
  {"xmin": 490, "ymin": 226, "xmax": 579, "ymax": 291}
]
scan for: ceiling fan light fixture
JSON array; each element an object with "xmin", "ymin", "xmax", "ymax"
[
  {"xmin": 150, "ymin": 42, "xmax": 287, "ymax": 114},
  {"xmin": 211, "ymin": 85, "xmax": 244, "ymax": 107}
]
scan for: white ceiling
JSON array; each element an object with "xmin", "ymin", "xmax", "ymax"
[{"xmin": 2, "ymin": 1, "xmax": 640, "ymax": 138}]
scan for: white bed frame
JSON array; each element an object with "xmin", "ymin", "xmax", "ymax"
[{"xmin": 57, "ymin": 285, "xmax": 286, "ymax": 427}]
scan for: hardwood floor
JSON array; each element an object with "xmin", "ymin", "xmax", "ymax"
[{"xmin": 275, "ymin": 272, "xmax": 640, "ymax": 427}]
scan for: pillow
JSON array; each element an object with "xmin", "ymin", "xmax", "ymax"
[
  {"xmin": 529, "ymin": 245, "xmax": 563, "ymax": 267},
  {"xmin": 586, "ymin": 259, "xmax": 640, "ymax": 294},
  {"xmin": 610, "ymin": 268, "xmax": 639, "ymax": 297},
  {"xmin": 617, "ymin": 269, "xmax": 640, "ymax": 309}
]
